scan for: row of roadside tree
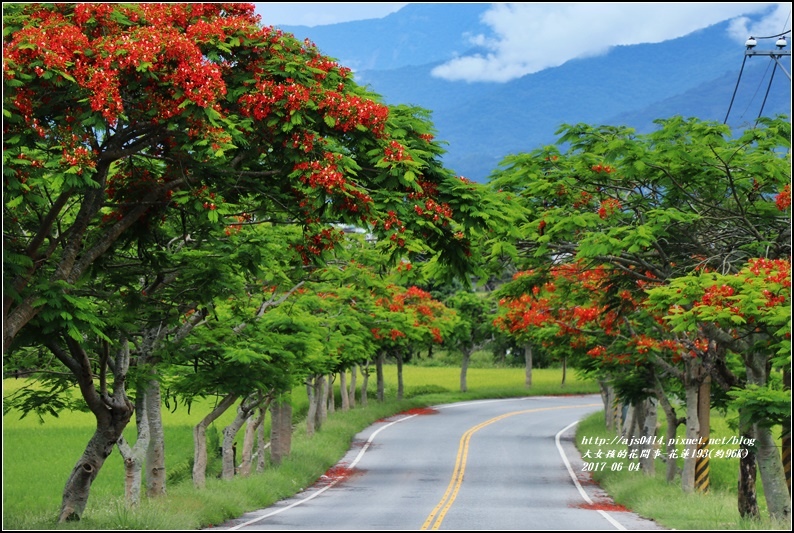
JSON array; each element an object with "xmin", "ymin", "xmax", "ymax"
[{"xmin": 2, "ymin": 2, "xmax": 791, "ymax": 524}]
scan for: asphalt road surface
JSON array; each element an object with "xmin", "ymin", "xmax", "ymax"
[{"xmin": 213, "ymin": 395, "xmax": 667, "ymax": 531}]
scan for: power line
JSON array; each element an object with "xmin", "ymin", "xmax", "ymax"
[
  {"xmin": 752, "ymin": 29, "xmax": 791, "ymax": 40},
  {"xmin": 724, "ymin": 55, "xmax": 748, "ymax": 124},
  {"xmin": 739, "ymin": 58, "xmax": 774, "ymax": 123},
  {"xmin": 756, "ymin": 60, "xmax": 780, "ymax": 125}
]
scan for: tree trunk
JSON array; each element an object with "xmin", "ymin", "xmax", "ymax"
[
  {"xmin": 239, "ymin": 406, "xmax": 265, "ymax": 477},
  {"xmin": 133, "ymin": 314, "xmax": 206, "ymax": 497},
  {"xmin": 278, "ymin": 398, "xmax": 293, "ymax": 463},
  {"xmin": 599, "ymin": 381, "xmax": 615, "ymax": 430},
  {"xmin": 360, "ymin": 362, "xmax": 369, "ymax": 407},
  {"xmin": 117, "ymin": 436, "xmax": 144, "ymax": 507},
  {"xmin": 737, "ymin": 411, "xmax": 760, "ymax": 519},
  {"xmin": 640, "ymin": 397, "xmax": 657, "ymax": 475},
  {"xmin": 117, "ymin": 393, "xmax": 149, "ymax": 507},
  {"xmin": 50, "ymin": 337, "xmax": 134, "ymax": 523},
  {"xmin": 621, "ymin": 403, "xmax": 636, "ymax": 440},
  {"xmin": 316, "ymin": 374, "xmax": 327, "ymax": 427},
  {"xmin": 144, "ymin": 377, "xmax": 166, "ymax": 497},
  {"xmin": 460, "ymin": 348, "xmax": 471, "ymax": 393},
  {"xmin": 695, "ymin": 375, "xmax": 710, "ymax": 492},
  {"xmin": 746, "ymin": 351, "xmax": 790, "ymax": 520},
  {"xmin": 270, "ymin": 396, "xmax": 292, "ymax": 465},
  {"xmin": 524, "ymin": 344, "xmax": 533, "ymax": 388},
  {"xmin": 681, "ymin": 374, "xmax": 700, "ymax": 493},
  {"xmin": 754, "ymin": 423, "xmax": 791, "ymax": 520},
  {"xmin": 326, "ymin": 373, "xmax": 335, "ymax": 414},
  {"xmin": 655, "ymin": 379, "xmax": 682, "ymax": 483},
  {"xmin": 193, "ymin": 394, "xmax": 237, "ymax": 489},
  {"xmin": 339, "ymin": 370, "xmax": 350, "ymax": 410},
  {"xmin": 256, "ymin": 406, "xmax": 267, "ymax": 473},
  {"xmin": 348, "ymin": 365, "xmax": 357, "ymax": 408},
  {"xmin": 221, "ymin": 395, "xmax": 259, "ymax": 480},
  {"xmin": 60, "ymin": 413, "xmax": 133, "ymax": 521},
  {"xmin": 376, "ymin": 352, "xmax": 385, "ymax": 402},
  {"xmin": 625, "ymin": 401, "xmax": 643, "ymax": 458},
  {"xmin": 396, "ymin": 351, "xmax": 404, "ymax": 401},
  {"xmin": 306, "ymin": 377, "xmax": 317, "ymax": 436},
  {"xmin": 270, "ymin": 399, "xmax": 283, "ymax": 466},
  {"xmin": 561, "ymin": 356, "xmax": 567, "ymax": 386}
]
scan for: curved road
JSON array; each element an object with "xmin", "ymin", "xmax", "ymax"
[{"xmin": 213, "ymin": 395, "xmax": 666, "ymax": 531}]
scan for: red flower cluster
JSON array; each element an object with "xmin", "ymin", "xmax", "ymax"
[
  {"xmin": 598, "ymin": 198, "xmax": 622, "ymax": 219},
  {"xmin": 293, "ymin": 226, "xmax": 344, "ymax": 264},
  {"xmin": 745, "ymin": 258, "xmax": 791, "ymax": 308},
  {"xmin": 572, "ymin": 305, "xmax": 601, "ymax": 326},
  {"xmin": 382, "ymin": 140, "xmax": 412, "ymax": 163},
  {"xmin": 746, "ymin": 258, "xmax": 790, "ymax": 284},
  {"xmin": 775, "ymin": 184, "xmax": 791, "ymax": 211},
  {"xmin": 694, "ymin": 284, "xmax": 739, "ymax": 315},
  {"xmin": 591, "ymin": 163, "xmax": 615, "ymax": 174},
  {"xmin": 4, "ymin": 4, "xmax": 241, "ymax": 125},
  {"xmin": 318, "ymin": 92, "xmax": 389, "ymax": 137},
  {"xmin": 389, "ymin": 329, "xmax": 406, "ymax": 341},
  {"xmin": 294, "ymin": 153, "xmax": 346, "ymax": 193},
  {"xmin": 239, "ymin": 79, "xmax": 311, "ymax": 120},
  {"xmin": 413, "ymin": 198, "xmax": 453, "ymax": 225},
  {"xmin": 573, "ymin": 191, "xmax": 593, "ymax": 209}
]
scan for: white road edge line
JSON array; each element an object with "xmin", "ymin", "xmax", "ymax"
[
  {"xmin": 555, "ymin": 420, "xmax": 627, "ymax": 531},
  {"xmin": 224, "ymin": 414, "xmax": 419, "ymax": 531}
]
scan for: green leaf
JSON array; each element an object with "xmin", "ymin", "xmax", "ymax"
[
  {"xmin": 56, "ymin": 70, "xmax": 75, "ymax": 82},
  {"xmin": 5, "ymin": 194, "xmax": 23, "ymax": 209}
]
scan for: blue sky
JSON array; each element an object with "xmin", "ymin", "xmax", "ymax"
[
  {"xmin": 253, "ymin": 3, "xmax": 792, "ymax": 82},
  {"xmin": 255, "ymin": 3, "xmax": 407, "ymax": 27}
]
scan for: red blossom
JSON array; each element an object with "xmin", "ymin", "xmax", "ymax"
[
  {"xmin": 775, "ymin": 184, "xmax": 791, "ymax": 211},
  {"xmin": 598, "ymin": 198, "xmax": 622, "ymax": 219}
]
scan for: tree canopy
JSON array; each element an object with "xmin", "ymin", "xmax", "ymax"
[{"xmin": 3, "ymin": 2, "xmax": 516, "ymax": 354}]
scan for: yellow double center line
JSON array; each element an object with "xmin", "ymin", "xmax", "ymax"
[{"xmin": 421, "ymin": 404, "xmax": 596, "ymax": 530}]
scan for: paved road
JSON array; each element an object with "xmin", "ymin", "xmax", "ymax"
[{"xmin": 213, "ymin": 395, "xmax": 667, "ymax": 531}]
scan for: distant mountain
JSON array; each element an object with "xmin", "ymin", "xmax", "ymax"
[
  {"xmin": 278, "ymin": 3, "xmax": 491, "ymax": 71},
  {"xmin": 276, "ymin": 5, "xmax": 791, "ymax": 182}
]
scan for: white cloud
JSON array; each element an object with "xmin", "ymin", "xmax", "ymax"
[
  {"xmin": 727, "ymin": 2, "xmax": 793, "ymax": 42},
  {"xmin": 432, "ymin": 2, "xmax": 790, "ymax": 83}
]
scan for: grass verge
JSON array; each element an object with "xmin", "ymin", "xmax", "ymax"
[{"xmin": 574, "ymin": 411, "xmax": 790, "ymax": 530}]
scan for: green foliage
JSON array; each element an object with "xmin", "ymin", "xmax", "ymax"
[
  {"xmin": 444, "ymin": 290, "xmax": 496, "ymax": 351},
  {"xmin": 489, "ymin": 114, "xmax": 791, "ymax": 429},
  {"xmin": 727, "ymin": 384, "xmax": 791, "ymax": 428},
  {"xmin": 3, "ymin": 377, "xmax": 87, "ymax": 423}
]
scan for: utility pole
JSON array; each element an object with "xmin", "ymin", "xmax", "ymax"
[
  {"xmin": 744, "ymin": 35, "xmax": 791, "ymax": 81},
  {"xmin": 725, "ymin": 33, "xmax": 791, "ymax": 124}
]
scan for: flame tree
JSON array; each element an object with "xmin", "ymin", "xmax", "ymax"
[
  {"xmin": 3, "ymin": 3, "xmax": 514, "ymax": 521},
  {"xmin": 489, "ymin": 115, "xmax": 790, "ymax": 517}
]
